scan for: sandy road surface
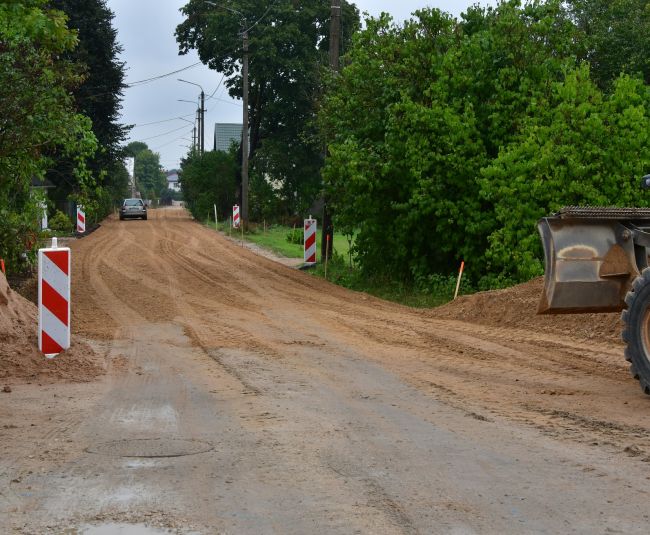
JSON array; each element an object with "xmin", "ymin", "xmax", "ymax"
[{"xmin": 1, "ymin": 207, "xmax": 650, "ymax": 533}]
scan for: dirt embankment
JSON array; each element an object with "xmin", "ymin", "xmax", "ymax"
[
  {"xmin": 0, "ymin": 271, "xmax": 104, "ymax": 384},
  {"xmin": 433, "ymin": 277, "xmax": 623, "ymax": 345}
]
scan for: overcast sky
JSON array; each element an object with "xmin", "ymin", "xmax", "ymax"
[{"xmin": 106, "ymin": 0, "xmax": 496, "ymax": 170}]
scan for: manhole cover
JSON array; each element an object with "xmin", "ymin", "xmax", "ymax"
[
  {"xmin": 86, "ymin": 438, "xmax": 213, "ymax": 458},
  {"xmin": 75, "ymin": 523, "xmax": 175, "ymax": 534}
]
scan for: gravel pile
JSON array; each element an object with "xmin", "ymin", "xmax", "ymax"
[{"xmin": 432, "ymin": 277, "xmax": 623, "ymax": 345}]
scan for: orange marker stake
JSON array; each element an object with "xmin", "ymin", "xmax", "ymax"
[
  {"xmin": 0, "ymin": 259, "xmax": 5, "ymax": 274},
  {"xmin": 454, "ymin": 261, "xmax": 465, "ymax": 300},
  {"xmin": 325, "ymin": 234, "xmax": 330, "ymax": 280}
]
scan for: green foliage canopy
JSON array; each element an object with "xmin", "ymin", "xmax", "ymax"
[
  {"xmin": 176, "ymin": 0, "xmax": 360, "ymax": 217},
  {"xmin": 180, "ymin": 150, "xmax": 237, "ymax": 222},
  {"xmin": 320, "ymin": 1, "xmax": 650, "ymax": 287},
  {"xmin": 0, "ymin": 0, "xmax": 97, "ymax": 271},
  {"xmin": 126, "ymin": 142, "xmax": 167, "ymax": 200},
  {"xmin": 46, "ymin": 0, "xmax": 130, "ymax": 219}
]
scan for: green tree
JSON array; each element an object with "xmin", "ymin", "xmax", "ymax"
[
  {"xmin": 568, "ymin": 0, "xmax": 650, "ymax": 89},
  {"xmin": 480, "ymin": 68, "xmax": 650, "ymax": 283},
  {"xmin": 0, "ymin": 0, "xmax": 96, "ymax": 272},
  {"xmin": 45, "ymin": 0, "xmax": 129, "ymax": 217},
  {"xmin": 125, "ymin": 141, "xmax": 148, "ymax": 156},
  {"xmin": 176, "ymin": 0, "xmax": 360, "ymax": 217},
  {"xmin": 320, "ymin": 1, "xmax": 650, "ymax": 288},
  {"xmin": 180, "ymin": 151, "xmax": 237, "ymax": 221},
  {"xmin": 319, "ymin": 1, "xmax": 625, "ymax": 286},
  {"xmin": 126, "ymin": 142, "xmax": 167, "ymax": 201}
]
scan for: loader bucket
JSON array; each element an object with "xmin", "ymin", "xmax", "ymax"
[{"xmin": 537, "ymin": 216, "xmax": 640, "ymax": 314}]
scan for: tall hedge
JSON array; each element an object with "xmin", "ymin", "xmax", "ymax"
[{"xmin": 320, "ymin": 1, "xmax": 650, "ymax": 287}]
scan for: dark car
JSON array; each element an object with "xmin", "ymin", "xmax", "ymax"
[{"xmin": 120, "ymin": 198, "xmax": 147, "ymax": 220}]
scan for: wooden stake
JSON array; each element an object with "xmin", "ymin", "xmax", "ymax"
[
  {"xmin": 325, "ymin": 234, "xmax": 330, "ymax": 280},
  {"xmin": 454, "ymin": 261, "xmax": 465, "ymax": 300},
  {"xmin": 214, "ymin": 204, "xmax": 218, "ymax": 230}
]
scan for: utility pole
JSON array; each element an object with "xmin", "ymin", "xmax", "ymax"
[
  {"xmin": 322, "ymin": 0, "xmax": 340, "ymax": 260},
  {"xmin": 241, "ymin": 30, "xmax": 249, "ymax": 226},
  {"xmin": 178, "ymin": 79, "xmax": 205, "ymax": 155},
  {"xmin": 193, "ymin": 109, "xmax": 198, "ymax": 152},
  {"xmin": 200, "ymin": 89, "xmax": 205, "ymax": 155}
]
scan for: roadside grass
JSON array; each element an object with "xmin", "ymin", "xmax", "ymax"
[
  {"xmin": 210, "ymin": 220, "xmax": 352, "ymax": 260},
  {"xmin": 311, "ymin": 255, "xmax": 472, "ymax": 308},
  {"xmin": 205, "ymin": 219, "xmax": 470, "ymax": 308}
]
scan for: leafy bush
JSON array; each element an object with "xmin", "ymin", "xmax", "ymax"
[
  {"xmin": 320, "ymin": 3, "xmax": 650, "ymax": 289},
  {"xmin": 418, "ymin": 273, "xmax": 474, "ymax": 301},
  {"xmin": 49, "ymin": 210, "xmax": 73, "ymax": 233},
  {"xmin": 285, "ymin": 227, "xmax": 303, "ymax": 245},
  {"xmin": 181, "ymin": 151, "xmax": 237, "ymax": 222}
]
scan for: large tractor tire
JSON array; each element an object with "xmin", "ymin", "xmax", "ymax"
[{"xmin": 621, "ymin": 268, "xmax": 650, "ymax": 394}]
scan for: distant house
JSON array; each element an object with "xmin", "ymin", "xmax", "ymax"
[
  {"xmin": 166, "ymin": 170, "xmax": 181, "ymax": 192},
  {"xmin": 213, "ymin": 123, "xmax": 243, "ymax": 152}
]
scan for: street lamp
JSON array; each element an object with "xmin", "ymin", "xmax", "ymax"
[
  {"xmin": 178, "ymin": 79, "xmax": 205, "ymax": 155},
  {"xmin": 204, "ymin": 0, "xmax": 250, "ymax": 227}
]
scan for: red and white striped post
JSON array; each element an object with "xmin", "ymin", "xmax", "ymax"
[
  {"xmin": 304, "ymin": 216, "xmax": 317, "ymax": 265},
  {"xmin": 233, "ymin": 204, "xmax": 240, "ymax": 229},
  {"xmin": 76, "ymin": 205, "xmax": 86, "ymax": 234},
  {"xmin": 38, "ymin": 238, "xmax": 71, "ymax": 358}
]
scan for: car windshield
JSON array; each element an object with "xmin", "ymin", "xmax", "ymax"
[{"xmin": 124, "ymin": 199, "xmax": 143, "ymax": 206}]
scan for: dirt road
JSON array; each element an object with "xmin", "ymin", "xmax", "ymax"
[{"xmin": 2, "ymin": 207, "xmax": 650, "ymax": 533}]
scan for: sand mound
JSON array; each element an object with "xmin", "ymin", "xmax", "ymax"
[
  {"xmin": 432, "ymin": 277, "xmax": 623, "ymax": 345},
  {"xmin": 0, "ymin": 272, "xmax": 104, "ymax": 384}
]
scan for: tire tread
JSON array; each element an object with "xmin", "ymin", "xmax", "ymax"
[{"xmin": 621, "ymin": 274, "xmax": 650, "ymax": 395}]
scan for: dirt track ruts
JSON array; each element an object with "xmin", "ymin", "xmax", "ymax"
[
  {"xmin": 2, "ymin": 207, "xmax": 650, "ymax": 533},
  {"xmin": 75, "ymin": 208, "xmax": 650, "ymax": 449}
]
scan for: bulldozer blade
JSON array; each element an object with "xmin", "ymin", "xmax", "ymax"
[{"xmin": 537, "ymin": 217, "xmax": 638, "ymax": 314}]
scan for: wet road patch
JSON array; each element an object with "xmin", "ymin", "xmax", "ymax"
[{"xmin": 86, "ymin": 438, "xmax": 213, "ymax": 458}]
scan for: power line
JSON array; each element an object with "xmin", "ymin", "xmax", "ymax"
[
  {"xmin": 126, "ymin": 62, "xmax": 202, "ymax": 87},
  {"xmin": 211, "ymin": 96, "xmax": 241, "ymax": 107},
  {"xmin": 131, "ymin": 112, "xmax": 196, "ymax": 129},
  {"xmin": 204, "ymin": 74, "xmax": 241, "ymax": 106},
  {"xmin": 124, "ymin": 40, "xmax": 241, "ymax": 90},
  {"xmin": 138, "ymin": 124, "xmax": 191, "ymax": 142},
  {"xmin": 207, "ymin": 73, "xmax": 226, "ymax": 99},
  {"xmin": 243, "ymin": 1, "xmax": 276, "ymax": 34},
  {"xmin": 151, "ymin": 127, "xmax": 195, "ymax": 151}
]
